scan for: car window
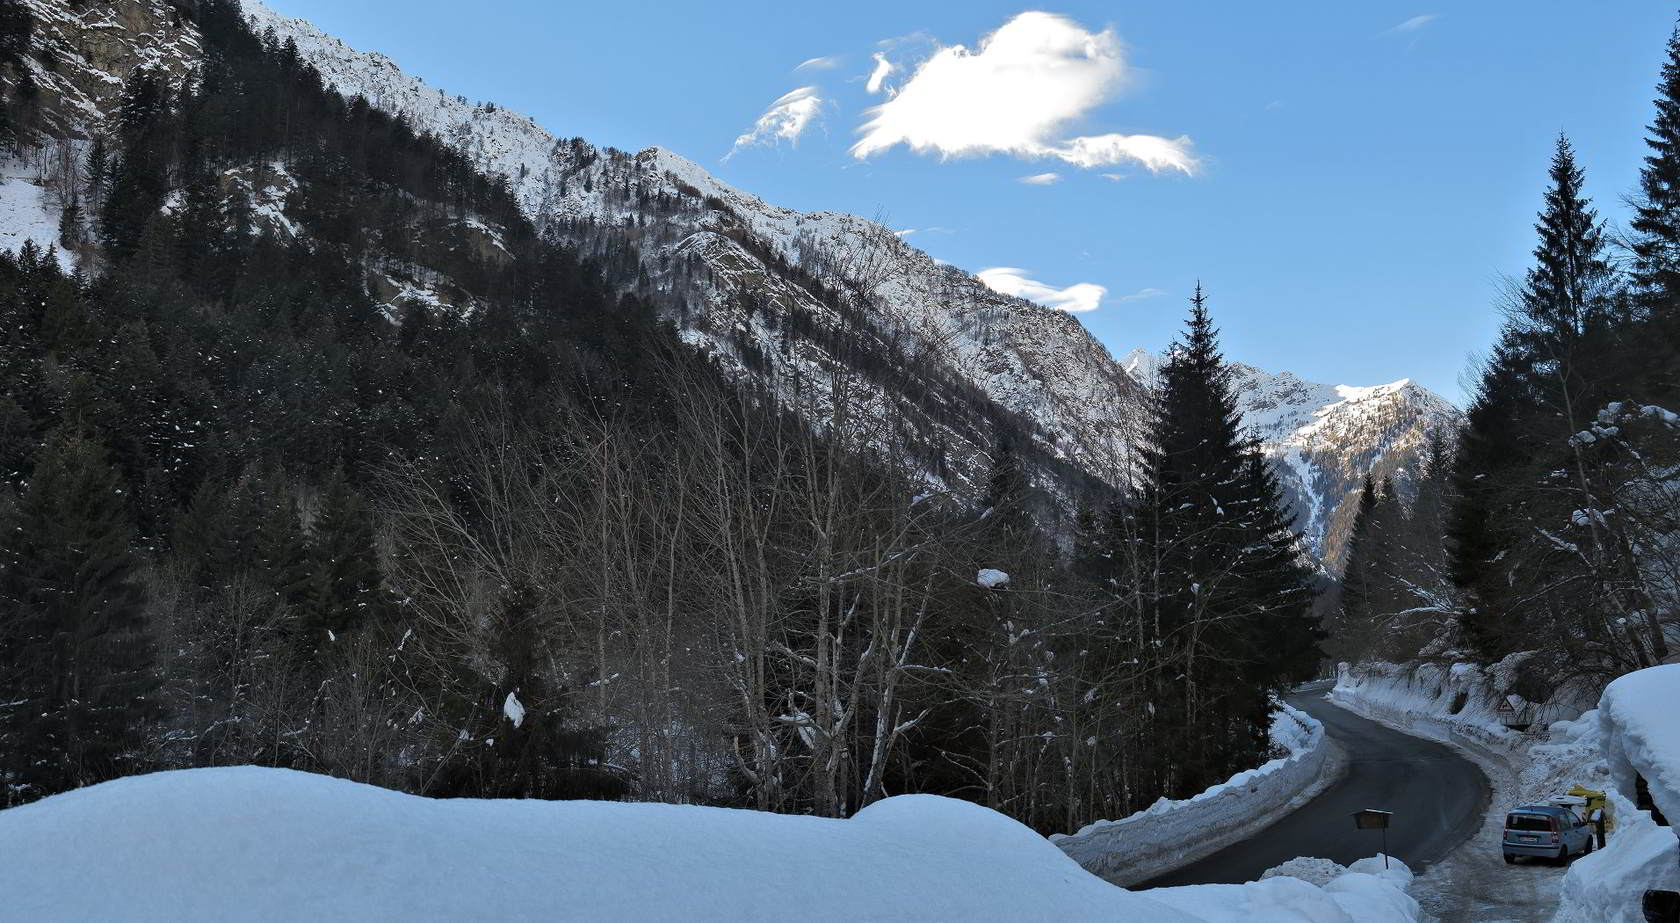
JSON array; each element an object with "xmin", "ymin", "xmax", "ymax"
[{"xmin": 1506, "ymin": 814, "xmax": 1554, "ymax": 831}]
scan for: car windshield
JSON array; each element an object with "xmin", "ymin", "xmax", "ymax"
[{"xmin": 1506, "ymin": 813, "xmax": 1555, "ymax": 832}]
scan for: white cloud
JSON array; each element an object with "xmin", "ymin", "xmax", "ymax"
[
  {"xmin": 728, "ymin": 87, "xmax": 823, "ymax": 158},
  {"xmin": 866, "ymin": 52, "xmax": 895, "ymax": 94},
  {"xmin": 1018, "ymin": 172, "xmax": 1061, "ymax": 186},
  {"xmin": 1056, "ymin": 133, "xmax": 1196, "ymax": 174},
  {"xmin": 797, "ymin": 55, "xmax": 841, "ymax": 72},
  {"xmin": 851, "ymin": 12, "xmax": 1196, "ymax": 176},
  {"xmin": 1386, "ymin": 14, "xmax": 1439, "ymax": 34},
  {"xmin": 977, "ymin": 267, "xmax": 1106, "ymax": 313},
  {"xmin": 1115, "ymin": 287, "xmax": 1166, "ymax": 304}
]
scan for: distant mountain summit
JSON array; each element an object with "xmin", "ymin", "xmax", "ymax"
[{"xmin": 1123, "ymin": 349, "xmax": 1461, "ymax": 567}]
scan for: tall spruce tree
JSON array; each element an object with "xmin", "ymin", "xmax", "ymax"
[
  {"xmin": 1330, "ymin": 475, "xmax": 1383, "ymax": 659},
  {"xmin": 293, "ymin": 472, "xmax": 389, "ymax": 659},
  {"xmin": 1131, "ymin": 288, "xmax": 1319, "ymax": 796},
  {"xmin": 0, "ymin": 428, "xmax": 155, "ymax": 802},
  {"xmin": 1452, "ymin": 136, "xmax": 1618, "ymax": 657},
  {"xmin": 1631, "ymin": 24, "xmax": 1680, "ymax": 401},
  {"xmin": 1633, "ymin": 27, "xmax": 1680, "ymax": 312}
]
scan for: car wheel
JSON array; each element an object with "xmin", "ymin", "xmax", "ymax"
[
  {"xmin": 1556, "ymin": 845, "xmax": 1570, "ymax": 864},
  {"xmin": 1503, "ymin": 853, "xmax": 1516, "ymax": 864}
]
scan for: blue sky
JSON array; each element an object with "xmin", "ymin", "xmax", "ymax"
[{"xmin": 263, "ymin": 1, "xmax": 1677, "ymax": 404}]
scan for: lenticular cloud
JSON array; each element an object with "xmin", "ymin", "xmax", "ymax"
[{"xmin": 852, "ymin": 12, "xmax": 1196, "ymax": 176}]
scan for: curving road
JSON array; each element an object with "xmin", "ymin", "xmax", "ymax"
[{"xmin": 1140, "ymin": 683, "xmax": 1490, "ymax": 888}]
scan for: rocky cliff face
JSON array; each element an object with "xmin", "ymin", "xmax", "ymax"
[{"xmin": 7, "ymin": 0, "xmax": 201, "ymax": 138}]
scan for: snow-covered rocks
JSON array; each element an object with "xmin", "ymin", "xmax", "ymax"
[
  {"xmin": 976, "ymin": 568, "xmax": 1010, "ymax": 589},
  {"xmin": 0, "ymin": 765, "xmax": 1425, "ymax": 922},
  {"xmin": 9, "ymin": 0, "xmax": 202, "ymax": 138}
]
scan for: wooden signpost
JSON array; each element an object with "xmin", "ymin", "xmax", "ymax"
[{"xmin": 1352, "ymin": 809, "xmax": 1394, "ymax": 868}]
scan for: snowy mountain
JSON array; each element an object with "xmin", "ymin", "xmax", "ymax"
[
  {"xmin": 232, "ymin": 0, "xmax": 1147, "ymax": 505},
  {"xmin": 1123, "ymin": 349, "xmax": 1462, "ymax": 567},
  {"xmin": 0, "ymin": 0, "xmax": 1454, "ymax": 550}
]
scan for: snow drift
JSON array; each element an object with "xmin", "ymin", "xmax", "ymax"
[
  {"xmin": 1598, "ymin": 663, "xmax": 1680, "ymax": 827},
  {"xmin": 0, "ymin": 766, "xmax": 1423, "ymax": 922},
  {"xmin": 1150, "ymin": 855, "xmax": 1418, "ymax": 923},
  {"xmin": 1556, "ymin": 665, "xmax": 1680, "ymax": 922}
]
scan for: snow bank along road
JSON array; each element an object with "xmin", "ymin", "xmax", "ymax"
[
  {"xmin": 1143, "ymin": 684, "xmax": 1489, "ymax": 888},
  {"xmin": 0, "ymin": 764, "xmax": 1427, "ymax": 922}
]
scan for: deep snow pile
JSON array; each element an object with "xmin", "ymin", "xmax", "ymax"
[
  {"xmin": 1556, "ymin": 665, "xmax": 1680, "ymax": 922},
  {"xmin": 1332, "ymin": 659, "xmax": 1599, "ymax": 757},
  {"xmin": 0, "ymin": 766, "xmax": 1423, "ymax": 922},
  {"xmin": 1597, "ymin": 663, "xmax": 1680, "ymax": 826},
  {"xmin": 1052, "ymin": 703, "xmax": 1337, "ymax": 886},
  {"xmin": 1151, "ymin": 856, "xmax": 1418, "ymax": 923},
  {"xmin": 1558, "ymin": 789, "xmax": 1680, "ymax": 923}
]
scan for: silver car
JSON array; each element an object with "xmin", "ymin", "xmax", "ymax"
[{"xmin": 1502, "ymin": 804, "xmax": 1594, "ymax": 864}]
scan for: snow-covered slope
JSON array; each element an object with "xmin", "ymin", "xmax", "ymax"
[
  {"xmin": 1124, "ymin": 350, "xmax": 1461, "ymax": 565},
  {"xmin": 240, "ymin": 0, "xmax": 1145, "ymax": 502},
  {"xmin": 0, "ymin": 765, "xmax": 1422, "ymax": 922}
]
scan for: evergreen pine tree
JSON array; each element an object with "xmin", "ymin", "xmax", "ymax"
[
  {"xmin": 1629, "ymin": 24, "xmax": 1680, "ymax": 402},
  {"xmin": 979, "ymin": 438, "xmax": 1032, "ymax": 546},
  {"xmin": 1331, "ymin": 475, "xmax": 1382, "ymax": 659},
  {"xmin": 1453, "ymin": 136, "xmax": 1619, "ymax": 657},
  {"xmin": 1511, "ymin": 135, "xmax": 1618, "ymax": 408},
  {"xmin": 1633, "ymin": 26, "xmax": 1680, "ymax": 312},
  {"xmin": 1131, "ymin": 288, "xmax": 1320, "ymax": 796},
  {"xmin": 0, "ymin": 428, "xmax": 155, "ymax": 802},
  {"xmin": 293, "ymin": 472, "xmax": 389, "ymax": 658}
]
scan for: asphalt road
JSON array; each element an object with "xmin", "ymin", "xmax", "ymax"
[{"xmin": 1140, "ymin": 684, "xmax": 1491, "ymax": 888}]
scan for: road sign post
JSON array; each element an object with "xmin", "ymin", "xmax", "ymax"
[{"xmin": 1352, "ymin": 809, "xmax": 1394, "ymax": 869}]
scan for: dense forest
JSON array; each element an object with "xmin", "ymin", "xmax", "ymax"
[
  {"xmin": 0, "ymin": 0, "xmax": 1321, "ymax": 831},
  {"xmin": 1327, "ymin": 26, "xmax": 1680, "ymax": 695}
]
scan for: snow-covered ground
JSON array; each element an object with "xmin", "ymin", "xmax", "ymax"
[
  {"xmin": 1333, "ymin": 660, "xmax": 1680, "ymax": 922},
  {"xmin": 1053, "ymin": 702, "xmax": 1343, "ymax": 887},
  {"xmin": 0, "ymin": 765, "xmax": 1424, "ymax": 922},
  {"xmin": 0, "ymin": 156, "xmax": 74, "ymax": 271}
]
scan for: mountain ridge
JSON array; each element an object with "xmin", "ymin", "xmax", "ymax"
[{"xmin": 0, "ymin": 0, "xmax": 1460, "ymax": 561}]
